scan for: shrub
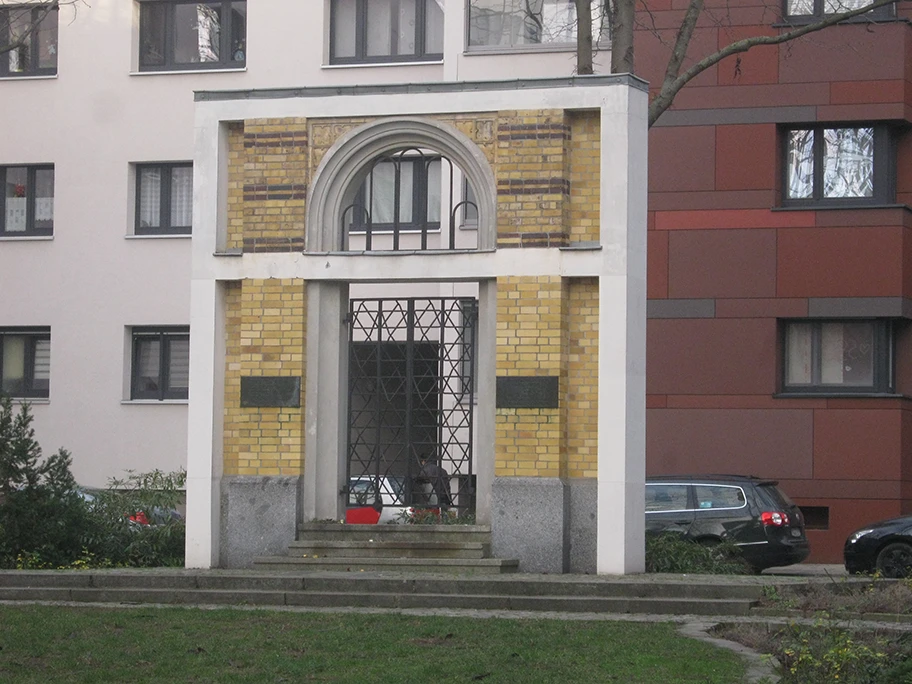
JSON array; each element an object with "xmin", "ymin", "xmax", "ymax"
[
  {"xmin": 0, "ymin": 397, "xmax": 89, "ymax": 569},
  {"xmin": 82, "ymin": 469, "xmax": 186, "ymax": 567},
  {"xmin": 645, "ymin": 531, "xmax": 752, "ymax": 574}
]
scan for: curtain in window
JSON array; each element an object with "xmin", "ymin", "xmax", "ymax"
[
  {"xmin": 332, "ymin": 0, "xmax": 357, "ymax": 58},
  {"xmin": 1, "ymin": 337, "xmax": 26, "ymax": 394},
  {"xmin": 426, "ymin": 0, "xmax": 445, "ymax": 52},
  {"xmin": 32, "ymin": 339, "xmax": 50, "ymax": 391},
  {"xmin": 821, "ymin": 322, "xmax": 873, "ymax": 386},
  {"xmin": 35, "ymin": 169, "xmax": 54, "ymax": 230},
  {"xmin": 138, "ymin": 168, "xmax": 162, "ymax": 229},
  {"xmin": 823, "ymin": 128, "xmax": 874, "ymax": 199},
  {"xmin": 367, "ymin": 0, "xmax": 393, "ymax": 56},
  {"xmin": 786, "ymin": 130, "xmax": 814, "ymax": 199},
  {"xmin": 368, "ymin": 162, "xmax": 414, "ymax": 223},
  {"xmin": 173, "ymin": 3, "xmax": 221, "ymax": 64},
  {"xmin": 170, "ymin": 167, "xmax": 193, "ymax": 228},
  {"xmin": 426, "ymin": 160, "xmax": 441, "ymax": 222},
  {"xmin": 786, "ymin": 323, "xmax": 813, "ymax": 385},
  {"xmin": 4, "ymin": 167, "xmax": 27, "ymax": 232},
  {"xmin": 136, "ymin": 339, "xmax": 161, "ymax": 391},
  {"xmin": 37, "ymin": 10, "xmax": 57, "ymax": 69},
  {"xmin": 168, "ymin": 338, "xmax": 190, "ymax": 390}
]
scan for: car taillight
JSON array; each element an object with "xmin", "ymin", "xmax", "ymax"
[{"xmin": 761, "ymin": 511, "xmax": 789, "ymax": 527}]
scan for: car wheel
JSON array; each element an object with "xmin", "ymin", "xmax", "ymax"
[{"xmin": 875, "ymin": 542, "xmax": 912, "ymax": 578}]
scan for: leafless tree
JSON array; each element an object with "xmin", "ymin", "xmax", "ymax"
[
  {"xmin": 469, "ymin": 0, "xmax": 904, "ymax": 126},
  {"xmin": 0, "ymin": 1, "xmax": 83, "ymax": 64}
]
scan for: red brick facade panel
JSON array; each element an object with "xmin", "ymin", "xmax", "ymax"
[
  {"xmin": 716, "ymin": 26, "xmax": 779, "ymax": 86},
  {"xmin": 813, "ymin": 208, "xmax": 910, "ymax": 228},
  {"xmin": 664, "ymin": 394, "xmax": 827, "ymax": 409},
  {"xmin": 903, "ymin": 409, "xmax": 912, "ymax": 482},
  {"xmin": 671, "ymin": 83, "xmax": 830, "ymax": 111},
  {"xmin": 801, "ymin": 499, "xmax": 902, "ymax": 562},
  {"xmin": 649, "ymin": 190, "xmax": 776, "ymax": 212},
  {"xmin": 715, "ymin": 125, "xmax": 775, "ymax": 191},
  {"xmin": 830, "ymin": 79, "xmax": 905, "ymax": 105},
  {"xmin": 812, "ymin": 409, "xmax": 902, "ymax": 481},
  {"xmin": 714, "ymin": 297, "xmax": 808, "ymax": 318},
  {"xmin": 646, "ymin": 408, "xmax": 814, "ymax": 478},
  {"xmin": 776, "ymin": 226, "xmax": 904, "ymax": 298},
  {"xmin": 896, "ymin": 135, "xmax": 912, "ymax": 208},
  {"xmin": 779, "ymin": 24, "xmax": 907, "ymax": 84},
  {"xmin": 635, "ymin": 27, "xmax": 719, "ymax": 97},
  {"xmin": 647, "ymin": 318, "xmax": 776, "ymax": 395},
  {"xmin": 668, "ymin": 229, "xmax": 776, "ymax": 298},
  {"xmin": 655, "ymin": 208, "xmax": 815, "ymax": 230},
  {"xmin": 649, "ymin": 126, "xmax": 716, "ymax": 193},
  {"xmin": 647, "ymin": 229, "xmax": 669, "ymax": 299}
]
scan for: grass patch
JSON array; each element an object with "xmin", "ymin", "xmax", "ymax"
[{"xmin": 0, "ymin": 606, "xmax": 746, "ymax": 683}]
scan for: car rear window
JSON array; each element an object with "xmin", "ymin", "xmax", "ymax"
[
  {"xmin": 694, "ymin": 484, "xmax": 746, "ymax": 510},
  {"xmin": 755, "ymin": 482, "xmax": 796, "ymax": 509}
]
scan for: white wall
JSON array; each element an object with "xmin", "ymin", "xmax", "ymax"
[{"xmin": 0, "ymin": 0, "xmax": 608, "ymax": 487}]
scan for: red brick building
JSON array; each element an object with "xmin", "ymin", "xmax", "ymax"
[{"xmin": 639, "ymin": 1, "xmax": 912, "ymax": 561}]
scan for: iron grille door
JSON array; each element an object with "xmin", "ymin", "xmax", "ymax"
[{"xmin": 346, "ymin": 297, "xmax": 476, "ymax": 516}]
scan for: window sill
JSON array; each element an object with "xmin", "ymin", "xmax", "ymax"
[
  {"xmin": 774, "ymin": 392, "xmax": 904, "ymax": 399},
  {"xmin": 773, "ymin": 15, "xmax": 906, "ymax": 27},
  {"xmin": 7, "ymin": 398, "xmax": 49, "ymax": 404},
  {"xmin": 322, "ymin": 60, "xmax": 443, "ymax": 69},
  {"xmin": 130, "ymin": 67, "xmax": 247, "ymax": 76},
  {"xmin": 0, "ymin": 74, "xmax": 57, "ymax": 81},
  {"xmin": 126, "ymin": 233, "xmax": 192, "ymax": 240},
  {"xmin": 0, "ymin": 235, "xmax": 53, "ymax": 241},
  {"xmin": 121, "ymin": 399, "xmax": 189, "ymax": 405},
  {"xmin": 772, "ymin": 203, "xmax": 910, "ymax": 212}
]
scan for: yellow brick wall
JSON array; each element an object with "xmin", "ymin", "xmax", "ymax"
[
  {"xmin": 495, "ymin": 110, "xmax": 570, "ymax": 248},
  {"xmin": 495, "ymin": 276, "xmax": 567, "ymax": 478},
  {"xmin": 241, "ymin": 118, "xmax": 309, "ymax": 252},
  {"xmin": 226, "ymin": 123, "xmax": 245, "ymax": 251},
  {"xmin": 568, "ymin": 112, "xmax": 601, "ymax": 244},
  {"xmin": 222, "ymin": 279, "xmax": 307, "ymax": 476},
  {"xmin": 565, "ymin": 278, "xmax": 599, "ymax": 478}
]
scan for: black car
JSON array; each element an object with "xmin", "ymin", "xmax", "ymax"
[
  {"xmin": 646, "ymin": 475, "xmax": 810, "ymax": 571},
  {"xmin": 844, "ymin": 515, "xmax": 912, "ymax": 577}
]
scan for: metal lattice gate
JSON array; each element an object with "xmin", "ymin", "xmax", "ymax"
[{"xmin": 346, "ymin": 297, "xmax": 477, "ymax": 518}]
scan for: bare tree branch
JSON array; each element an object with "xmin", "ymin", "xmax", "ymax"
[
  {"xmin": 647, "ymin": 0, "xmax": 901, "ymax": 126},
  {"xmin": 0, "ymin": 1, "xmax": 84, "ymax": 59}
]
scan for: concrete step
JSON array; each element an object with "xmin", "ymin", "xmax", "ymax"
[
  {"xmin": 252, "ymin": 556, "xmax": 519, "ymax": 574},
  {"xmin": 286, "ymin": 540, "xmax": 490, "ymax": 560},
  {"xmin": 297, "ymin": 523, "xmax": 491, "ymax": 544},
  {"xmin": 0, "ymin": 582, "xmax": 757, "ymax": 616},
  {"xmin": 0, "ymin": 571, "xmax": 765, "ymax": 601}
]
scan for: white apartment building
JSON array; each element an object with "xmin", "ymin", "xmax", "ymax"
[{"xmin": 0, "ymin": 0, "xmax": 611, "ymax": 488}]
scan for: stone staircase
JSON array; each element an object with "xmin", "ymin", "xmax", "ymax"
[
  {"xmin": 253, "ymin": 523, "xmax": 519, "ymax": 574},
  {"xmin": 0, "ymin": 569, "xmax": 765, "ymax": 616}
]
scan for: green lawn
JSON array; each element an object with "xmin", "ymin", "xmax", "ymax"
[{"xmin": 0, "ymin": 605, "xmax": 746, "ymax": 683}]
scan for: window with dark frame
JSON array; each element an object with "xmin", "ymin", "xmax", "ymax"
[
  {"xmin": 135, "ymin": 163, "xmax": 193, "ymax": 235},
  {"xmin": 131, "ymin": 327, "xmax": 190, "ymax": 401},
  {"xmin": 138, "ymin": 0, "xmax": 246, "ymax": 71},
  {"xmin": 783, "ymin": 124, "xmax": 894, "ymax": 206},
  {"xmin": 468, "ymin": 0, "xmax": 610, "ymax": 49},
  {"xmin": 330, "ymin": 0, "xmax": 444, "ymax": 64},
  {"xmin": 782, "ymin": 319, "xmax": 894, "ymax": 394},
  {"xmin": 1, "ymin": 165, "xmax": 54, "ymax": 236},
  {"xmin": 784, "ymin": 0, "xmax": 894, "ymax": 21},
  {"xmin": 348, "ymin": 155, "xmax": 442, "ymax": 234},
  {"xmin": 0, "ymin": 328, "xmax": 50, "ymax": 399},
  {"xmin": 0, "ymin": 4, "xmax": 58, "ymax": 77}
]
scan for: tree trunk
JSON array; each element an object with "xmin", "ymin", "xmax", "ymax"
[
  {"xmin": 610, "ymin": 0, "xmax": 635, "ymax": 74},
  {"xmin": 576, "ymin": 0, "xmax": 594, "ymax": 75}
]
